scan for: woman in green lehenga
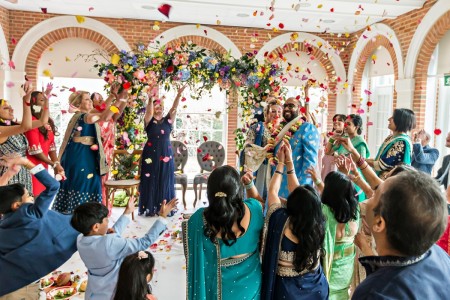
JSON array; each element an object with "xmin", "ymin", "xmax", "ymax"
[
  {"xmin": 183, "ymin": 165, "xmax": 264, "ymax": 300},
  {"xmin": 325, "ymin": 114, "xmax": 370, "ymax": 202},
  {"xmin": 307, "ymin": 168, "xmax": 360, "ymax": 300}
]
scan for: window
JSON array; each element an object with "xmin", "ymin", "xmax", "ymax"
[{"xmin": 162, "ymin": 86, "xmax": 228, "ymax": 176}]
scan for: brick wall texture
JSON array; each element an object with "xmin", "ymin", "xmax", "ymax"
[{"xmin": 0, "ymin": 0, "xmax": 448, "ymax": 164}]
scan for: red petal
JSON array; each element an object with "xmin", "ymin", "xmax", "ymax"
[{"xmin": 434, "ymin": 129, "xmax": 442, "ymax": 135}]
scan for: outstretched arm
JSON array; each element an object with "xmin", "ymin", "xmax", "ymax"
[
  {"xmin": 0, "ymin": 82, "xmax": 33, "ymax": 140},
  {"xmin": 168, "ymin": 84, "xmax": 187, "ymax": 121}
]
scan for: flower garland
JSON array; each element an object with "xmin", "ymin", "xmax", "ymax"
[{"xmin": 266, "ymin": 118, "xmax": 304, "ymax": 164}]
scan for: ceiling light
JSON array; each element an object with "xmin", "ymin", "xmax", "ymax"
[
  {"xmin": 141, "ymin": 5, "xmax": 156, "ymax": 10},
  {"xmin": 237, "ymin": 13, "xmax": 249, "ymax": 17},
  {"xmin": 322, "ymin": 19, "xmax": 335, "ymax": 23}
]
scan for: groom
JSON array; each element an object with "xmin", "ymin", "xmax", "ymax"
[{"xmin": 274, "ymin": 97, "xmax": 319, "ymax": 198}]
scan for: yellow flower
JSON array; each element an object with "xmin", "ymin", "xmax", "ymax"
[{"xmin": 111, "ymin": 53, "xmax": 120, "ymax": 65}]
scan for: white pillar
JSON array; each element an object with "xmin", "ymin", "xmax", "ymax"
[{"xmin": 395, "ymin": 78, "xmax": 415, "ymax": 109}]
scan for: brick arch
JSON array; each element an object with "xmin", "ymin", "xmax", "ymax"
[
  {"xmin": 412, "ymin": 11, "xmax": 450, "ymax": 129},
  {"xmin": 270, "ymin": 42, "xmax": 338, "ymax": 131},
  {"xmin": 25, "ymin": 27, "xmax": 119, "ymax": 84},
  {"xmin": 352, "ymin": 35, "xmax": 399, "ymax": 109}
]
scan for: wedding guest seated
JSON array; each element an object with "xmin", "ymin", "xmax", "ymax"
[
  {"xmin": 0, "ymin": 156, "xmax": 78, "ymax": 299},
  {"xmin": 261, "ymin": 141, "xmax": 328, "ymax": 300},
  {"xmin": 113, "ymin": 250, "xmax": 157, "ymax": 300},
  {"xmin": 353, "ymin": 170, "xmax": 450, "ymax": 299},
  {"xmin": 70, "ymin": 197, "xmax": 177, "ymax": 300},
  {"xmin": 411, "ymin": 129, "xmax": 439, "ymax": 174}
]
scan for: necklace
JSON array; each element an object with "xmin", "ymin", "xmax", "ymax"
[{"xmin": 266, "ymin": 118, "xmax": 303, "ymax": 164}]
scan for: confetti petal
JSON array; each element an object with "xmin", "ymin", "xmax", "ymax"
[
  {"xmin": 88, "ymin": 7, "xmax": 94, "ymax": 12},
  {"xmin": 364, "ymin": 89, "xmax": 372, "ymax": 96},
  {"xmin": 75, "ymin": 15, "xmax": 85, "ymax": 24},
  {"xmin": 145, "ymin": 173, "xmax": 150, "ymax": 177},
  {"xmin": 90, "ymin": 144, "xmax": 98, "ymax": 151},
  {"xmin": 77, "ymin": 126, "xmax": 82, "ymax": 131},
  {"xmin": 11, "ymin": 37, "xmax": 16, "ymax": 45},
  {"xmin": 8, "ymin": 61, "xmax": 15, "ymax": 70},
  {"xmin": 6, "ymin": 81, "xmax": 14, "ymax": 88},
  {"xmin": 162, "ymin": 157, "xmax": 170, "ymax": 163},
  {"xmin": 161, "ymin": 129, "xmax": 165, "ymax": 134},
  {"xmin": 145, "ymin": 158, "xmax": 153, "ymax": 164},
  {"xmin": 434, "ymin": 129, "xmax": 442, "ymax": 135},
  {"xmin": 41, "ymin": 7, "xmax": 47, "ymax": 14},
  {"xmin": 110, "ymin": 105, "xmax": 119, "ymax": 114},
  {"xmin": 87, "ymin": 173, "xmax": 94, "ymax": 179},
  {"xmin": 158, "ymin": 4, "xmax": 172, "ymax": 18}
]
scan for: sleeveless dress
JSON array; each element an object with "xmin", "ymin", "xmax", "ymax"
[
  {"xmin": 0, "ymin": 134, "xmax": 32, "ymax": 193},
  {"xmin": 138, "ymin": 115, "xmax": 175, "ymax": 216},
  {"xmin": 52, "ymin": 115, "xmax": 102, "ymax": 214}
]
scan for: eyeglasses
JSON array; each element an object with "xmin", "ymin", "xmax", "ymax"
[{"xmin": 283, "ymin": 103, "xmax": 297, "ymax": 109}]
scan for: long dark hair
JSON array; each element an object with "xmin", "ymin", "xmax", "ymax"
[
  {"xmin": 203, "ymin": 165, "xmax": 246, "ymax": 246},
  {"xmin": 113, "ymin": 251, "xmax": 155, "ymax": 300},
  {"xmin": 322, "ymin": 171, "xmax": 359, "ymax": 223},
  {"xmin": 348, "ymin": 114, "xmax": 363, "ymax": 135},
  {"xmin": 286, "ymin": 185, "xmax": 325, "ymax": 272},
  {"xmin": 30, "ymin": 91, "xmax": 58, "ymax": 140}
]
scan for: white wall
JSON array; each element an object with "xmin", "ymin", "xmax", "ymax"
[
  {"xmin": 437, "ymin": 30, "xmax": 450, "ymax": 75},
  {"xmin": 368, "ymin": 47, "xmax": 394, "ymax": 77},
  {"xmin": 38, "ymin": 38, "xmax": 108, "ymax": 79}
]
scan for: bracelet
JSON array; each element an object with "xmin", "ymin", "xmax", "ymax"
[
  {"xmin": 287, "ymin": 169, "xmax": 295, "ymax": 174},
  {"xmin": 352, "ymin": 176, "xmax": 361, "ymax": 183},
  {"xmin": 356, "ymin": 154, "xmax": 365, "ymax": 167},
  {"xmin": 244, "ymin": 181, "xmax": 254, "ymax": 190},
  {"xmin": 52, "ymin": 161, "xmax": 60, "ymax": 168},
  {"xmin": 278, "ymin": 161, "xmax": 285, "ymax": 165},
  {"xmin": 360, "ymin": 162, "xmax": 369, "ymax": 171},
  {"xmin": 285, "ymin": 160, "xmax": 292, "ymax": 163},
  {"xmin": 328, "ymin": 138, "xmax": 335, "ymax": 144},
  {"xmin": 314, "ymin": 179, "xmax": 323, "ymax": 185},
  {"xmin": 275, "ymin": 170, "xmax": 284, "ymax": 175},
  {"xmin": 24, "ymin": 102, "xmax": 31, "ymax": 107}
]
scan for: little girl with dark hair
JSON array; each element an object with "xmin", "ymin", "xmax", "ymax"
[{"xmin": 113, "ymin": 251, "xmax": 157, "ymax": 300}]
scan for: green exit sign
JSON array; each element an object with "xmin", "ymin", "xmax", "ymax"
[{"xmin": 445, "ymin": 74, "xmax": 450, "ymax": 86}]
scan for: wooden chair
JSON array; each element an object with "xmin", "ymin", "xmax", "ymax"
[
  {"xmin": 193, "ymin": 141, "xmax": 226, "ymax": 207},
  {"xmin": 104, "ymin": 149, "xmax": 143, "ymax": 220},
  {"xmin": 171, "ymin": 141, "xmax": 189, "ymax": 209}
]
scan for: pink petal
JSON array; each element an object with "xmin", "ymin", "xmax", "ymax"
[
  {"xmin": 161, "ymin": 129, "xmax": 165, "ymax": 134},
  {"xmin": 162, "ymin": 157, "xmax": 170, "ymax": 163},
  {"xmin": 145, "ymin": 173, "xmax": 150, "ymax": 177},
  {"xmin": 6, "ymin": 81, "xmax": 14, "ymax": 88}
]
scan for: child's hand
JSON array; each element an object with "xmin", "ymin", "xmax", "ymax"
[
  {"xmin": 305, "ymin": 166, "xmax": 319, "ymax": 182},
  {"xmin": 159, "ymin": 197, "xmax": 178, "ymax": 218},
  {"xmin": 124, "ymin": 196, "xmax": 135, "ymax": 215}
]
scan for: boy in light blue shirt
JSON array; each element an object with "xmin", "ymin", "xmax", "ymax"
[{"xmin": 71, "ymin": 197, "xmax": 177, "ymax": 300}]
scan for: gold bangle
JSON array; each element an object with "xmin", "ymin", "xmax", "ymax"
[
  {"xmin": 278, "ymin": 161, "xmax": 285, "ymax": 165},
  {"xmin": 285, "ymin": 160, "xmax": 292, "ymax": 163}
]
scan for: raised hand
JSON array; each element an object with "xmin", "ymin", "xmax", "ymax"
[
  {"xmin": 282, "ymin": 140, "xmax": 293, "ymax": 161},
  {"xmin": 124, "ymin": 195, "xmax": 136, "ymax": 215},
  {"xmin": 22, "ymin": 81, "xmax": 33, "ymax": 103},
  {"xmin": 335, "ymin": 136, "xmax": 356, "ymax": 153},
  {"xmin": 305, "ymin": 166, "xmax": 319, "ymax": 182},
  {"xmin": 159, "ymin": 197, "xmax": 179, "ymax": 218},
  {"xmin": 44, "ymin": 82, "xmax": 53, "ymax": 97},
  {"xmin": 241, "ymin": 170, "xmax": 254, "ymax": 186},
  {"xmin": 276, "ymin": 143, "xmax": 286, "ymax": 164}
]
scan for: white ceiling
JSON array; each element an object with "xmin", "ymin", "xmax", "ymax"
[{"xmin": 1, "ymin": 0, "xmax": 426, "ymax": 33}]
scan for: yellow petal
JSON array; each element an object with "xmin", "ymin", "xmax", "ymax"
[
  {"xmin": 112, "ymin": 170, "xmax": 118, "ymax": 175},
  {"xmin": 75, "ymin": 15, "xmax": 85, "ymax": 24},
  {"xmin": 87, "ymin": 173, "xmax": 94, "ymax": 179},
  {"xmin": 109, "ymin": 105, "xmax": 119, "ymax": 114},
  {"xmin": 42, "ymin": 69, "xmax": 52, "ymax": 77},
  {"xmin": 111, "ymin": 53, "xmax": 120, "ymax": 65}
]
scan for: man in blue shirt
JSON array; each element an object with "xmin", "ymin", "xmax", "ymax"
[
  {"xmin": 354, "ymin": 170, "xmax": 450, "ymax": 299},
  {"xmin": 411, "ymin": 129, "xmax": 439, "ymax": 174},
  {"xmin": 0, "ymin": 158, "xmax": 78, "ymax": 299}
]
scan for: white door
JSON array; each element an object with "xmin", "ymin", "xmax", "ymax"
[{"xmin": 367, "ymin": 85, "xmax": 393, "ymax": 157}]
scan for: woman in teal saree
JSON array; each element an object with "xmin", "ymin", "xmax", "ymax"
[
  {"xmin": 367, "ymin": 109, "xmax": 415, "ymax": 179},
  {"xmin": 326, "ymin": 114, "xmax": 370, "ymax": 202},
  {"xmin": 183, "ymin": 165, "xmax": 264, "ymax": 300}
]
